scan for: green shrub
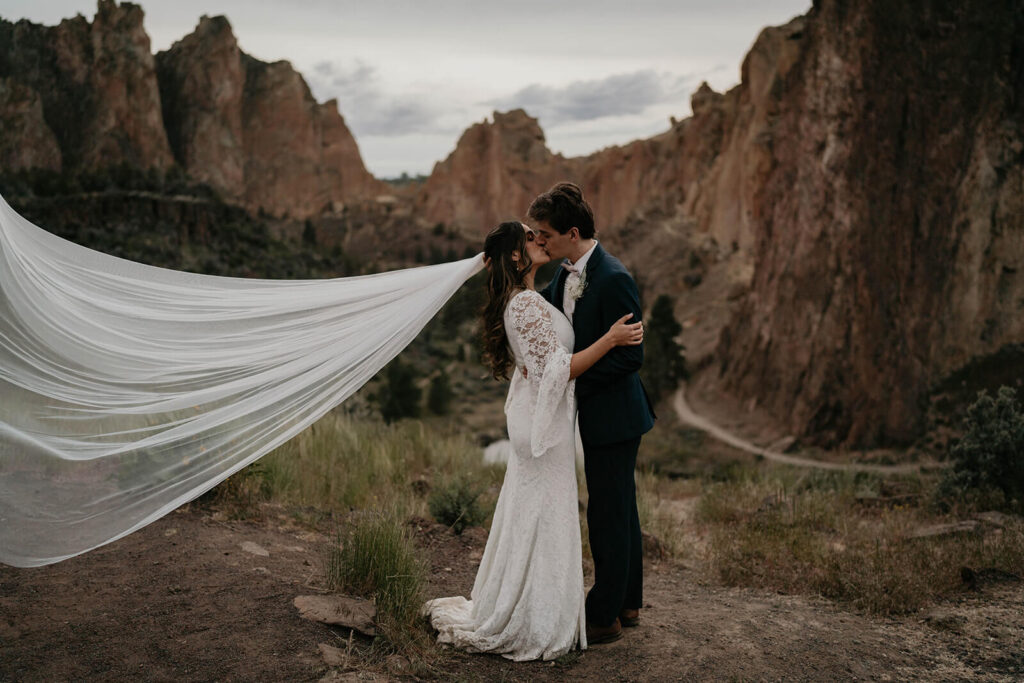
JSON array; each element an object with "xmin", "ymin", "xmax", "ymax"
[
  {"xmin": 940, "ymin": 386, "xmax": 1024, "ymax": 511},
  {"xmin": 326, "ymin": 508, "xmax": 426, "ymax": 627},
  {"xmin": 198, "ymin": 461, "xmax": 272, "ymax": 518},
  {"xmin": 428, "ymin": 475, "xmax": 487, "ymax": 533}
]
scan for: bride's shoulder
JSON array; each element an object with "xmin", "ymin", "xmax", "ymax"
[
  {"xmin": 504, "ymin": 289, "xmax": 548, "ymax": 319},
  {"xmin": 506, "ymin": 288, "xmax": 544, "ymax": 309}
]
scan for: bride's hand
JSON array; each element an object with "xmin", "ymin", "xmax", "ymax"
[{"xmin": 606, "ymin": 313, "xmax": 643, "ymax": 346}]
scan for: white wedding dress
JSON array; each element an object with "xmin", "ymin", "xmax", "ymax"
[{"xmin": 424, "ymin": 289, "xmax": 586, "ymax": 660}]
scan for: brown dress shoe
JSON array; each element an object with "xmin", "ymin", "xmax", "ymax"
[
  {"xmin": 586, "ymin": 617, "xmax": 623, "ymax": 645},
  {"xmin": 620, "ymin": 608, "xmax": 640, "ymax": 628}
]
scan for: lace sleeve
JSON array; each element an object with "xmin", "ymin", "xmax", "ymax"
[
  {"xmin": 506, "ymin": 290, "xmax": 574, "ymax": 459},
  {"xmin": 507, "ymin": 290, "xmax": 563, "ymax": 385}
]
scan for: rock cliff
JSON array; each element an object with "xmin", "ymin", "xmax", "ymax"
[
  {"xmin": 715, "ymin": 0, "xmax": 1024, "ymax": 447},
  {"xmin": 0, "ymin": 0, "xmax": 173, "ymax": 172},
  {"xmin": 0, "ymin": 78, "xmax": 61, "ymax": 172},
  {"xmin": 416, "ymin": 110, "xmax": 572, "ymax": 232},
  {"xmin": 415, "ymin": 15, "xmax": 808, "ymax": 253},
  {"xmin": 0, "ymin": 2, "xmax": 383, "ymax": 218},
  {"xmin": 156, "ymin": 15, "xmax": 385, "ymax": 217}
]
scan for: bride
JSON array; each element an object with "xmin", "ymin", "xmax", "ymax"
[{"xmin": 423, "ymin": 221, "xmax": 643, "ymax": 660}]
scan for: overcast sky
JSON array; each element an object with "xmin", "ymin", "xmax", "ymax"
[{"xmin": 1, "ymin": 1, "xmax": 810, "ymax": 178}]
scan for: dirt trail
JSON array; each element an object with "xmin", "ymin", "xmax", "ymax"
[
  {"xmin": 2, "ymin": 507, "xmax": 1019, "ymax": 682},
  {"xmin": 673, "ymin": 387, "xmax": 934, "ymax": 474}
]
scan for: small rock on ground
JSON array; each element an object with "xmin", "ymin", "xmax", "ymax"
[
  {"xmin": 318, "ymin": 642, "xmax": 347, "ymax": 666},
  {"xmin": 294, "ymin": 595, "xmax": 377, "ymax": 636},
  {"xmin": 240, "ymin": 541, "xmax": 270, "ymax": 556}
]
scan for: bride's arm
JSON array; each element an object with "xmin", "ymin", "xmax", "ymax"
[
  {"xmin": 569, "ymin": 313, "xmax": 642, "ymax": 379},
  {"xmin": 508, "ymin": 291, "xmax": 642, "ymax": 383}
]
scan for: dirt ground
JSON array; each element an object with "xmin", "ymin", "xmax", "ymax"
[{"xmin": 2, "ymin": 504, "xmax": 1021, "ymax": 682}]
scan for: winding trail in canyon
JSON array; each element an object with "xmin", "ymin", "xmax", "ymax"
[{"xmin": 673, "ymin": 386, "xmax": 933, "ymax": 474}]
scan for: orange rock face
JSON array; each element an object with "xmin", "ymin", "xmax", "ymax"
[
  {"xmin": 156, "ymin": 15, "xmax": 246, "ymax": 197},
  {"xmin": 157, "ymin": 15, "xmax": 385, "ymax": 217},
  {"xmin": 0, "ymin": 4, "xmax": 382, "ymax": 218},
  {"xmin": 0, "ymin": 0, "xmax": 173, "ymax": 172},
  {"xmin": 715, "ymin": 1, "xmax": 1024, "ymax": 446},
  {"xmin": 416, "ymin": 110, "xmax": 574, "ymax": 232}
]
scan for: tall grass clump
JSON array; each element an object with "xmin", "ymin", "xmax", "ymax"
[
  {"xmin": 255, "ymin": 412, "xmax": 504, "ymax": 516},
  {"xmin": 326, "ymin": 507, "xmax": 427, "ymax": 632},
  {"xmin": 939, "ymin": 386, "xmax": 1024, "ymax": 512}
]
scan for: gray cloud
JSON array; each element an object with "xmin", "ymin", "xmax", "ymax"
[
  {"xmin": 308, "ymin": 59, "xmax": 445, "ymax": 136},
  {"xmin": 489, "ymin": 70, "xmax": 693, "ymax": 124}
]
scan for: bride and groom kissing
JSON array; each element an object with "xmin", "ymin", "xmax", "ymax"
[{"xmin": 424, "ymin": 182, "xmax": 656, "ymax": 660}]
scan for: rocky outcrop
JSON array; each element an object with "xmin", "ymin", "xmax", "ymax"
[
  {"xmin": 157, "ymin": 16, "xmax": 385, "ymax": 217},
  {"xmin": 416, "ymin": 110, "xmax": 573, "ymax": 231},
  {"xmin": 238, "ymin": 56, "xmax": 384, "ymax": 216},
  {"xmin": 0, "ymin": 0, "xmax": 173, "ymax": 172},
  {"xmin": 415, "ymin": 33, "xmax": 801, "ymax": 252},
  {"xmin": 155, "ymin": 15, "xmax": 245, "ymax": 197},
  {"xmin": 0, "ymin": 3, "xmax": 383, "ymax": 218},
  {"xmin": 715, "ymin": 0, "xmax": 1024, "ymax": 447},
  {"xmin": 0, "ymin": 78, "xmax": 61, "ymax": 171}
]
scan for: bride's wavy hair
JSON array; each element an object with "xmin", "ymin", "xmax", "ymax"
[{"xmin": 481, "ymin": 221, "xmax": 533, "ymax": 381}]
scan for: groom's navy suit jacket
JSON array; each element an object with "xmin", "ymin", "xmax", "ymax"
[{"xmin": 540, "ymin": 243, "xmax": 656, "ymax": 446}]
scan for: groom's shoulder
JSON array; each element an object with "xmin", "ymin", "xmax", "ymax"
[{"xmin": 594, "ymin": 247, "xmax": 632, "ymax": 279}]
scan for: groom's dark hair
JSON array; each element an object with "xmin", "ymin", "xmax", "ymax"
[{"xmin": 527, "ymin": 182, "xmax": 595, "ymax": 239}]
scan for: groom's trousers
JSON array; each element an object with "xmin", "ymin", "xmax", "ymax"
[{"xmin": 583, "ymin": 435, "xmax": 643, "ymax": 628}]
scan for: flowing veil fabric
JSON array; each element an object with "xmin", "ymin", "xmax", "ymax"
[{"xmin": 0, "ymin": 193, "xmax": 484, "ymax": 567}]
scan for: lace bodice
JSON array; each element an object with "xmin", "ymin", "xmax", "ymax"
[{"xmin": 505, "ymin": 290, "xmax": 573, "ymax": 384}]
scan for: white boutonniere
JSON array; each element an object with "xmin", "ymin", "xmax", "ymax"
[{"xmin": 566, "ymin": 269, "xmax": 587, "ymax": 301}]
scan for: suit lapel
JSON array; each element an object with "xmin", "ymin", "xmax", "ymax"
[{"xmin": 573, "ymin": 244, "xmax": 605, "ymax": 315}]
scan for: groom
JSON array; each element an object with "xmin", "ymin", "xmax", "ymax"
[{"xmin": 529, "ymin": 182, "xmax": 656, "ymax": 645}]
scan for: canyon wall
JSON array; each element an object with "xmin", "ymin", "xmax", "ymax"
[{"xmin": 715, "ymin": 0, "xmax": 1024, "ymax": 446}]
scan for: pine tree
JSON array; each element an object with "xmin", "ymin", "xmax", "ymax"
[
  {"xmin": 378, "ymin": 359, "xmax": 422, "ymax": 423},
  {"xmin": 941, "ymin": 386, "xmax": 1024, "ymax": 510},
  {"xmin": 641, "ymin": 294, "xmax": 688, "ymax": 405},
  {"xmin": 427, "ymin": 370, "xmax": 455, "ymax": 416},
  {"xmin": 302, "ymin": 219, "xmax": 317, "ymax": 247}
]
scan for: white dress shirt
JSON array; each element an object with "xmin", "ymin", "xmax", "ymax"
[{"xmin": 562, "ymin": 241, "xmax": 598, "ymax": 323}]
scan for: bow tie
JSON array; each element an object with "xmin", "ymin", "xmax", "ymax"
[{"xmin": 561, "ymin": 262, "xmax": 581, "ymax": 274}]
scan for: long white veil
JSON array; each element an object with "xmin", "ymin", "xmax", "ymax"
[{"xmin": 0, "ymin": 193, "xmax": 484, "ymax": 567}]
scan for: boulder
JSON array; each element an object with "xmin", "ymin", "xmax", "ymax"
[{"xmin": 293, "ymin": 595, "xmax": 377, "ymax": 636}]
